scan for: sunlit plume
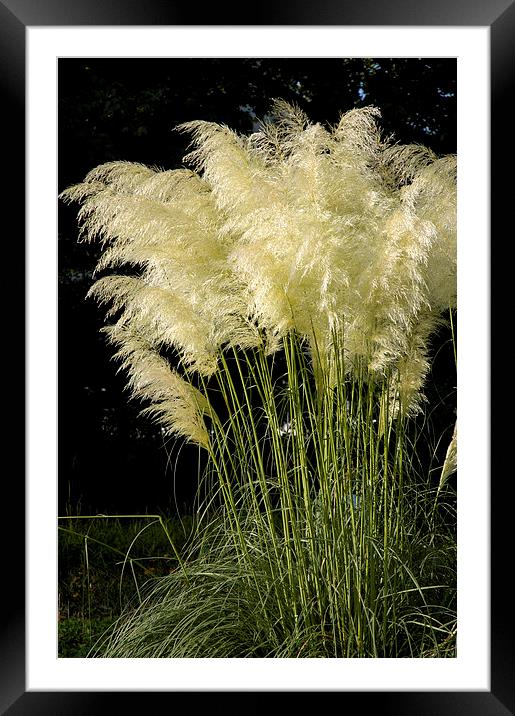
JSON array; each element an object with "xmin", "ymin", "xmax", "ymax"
[{"xmin": 61, "ymin": 100, "xmax": 456, "ymax": 443}]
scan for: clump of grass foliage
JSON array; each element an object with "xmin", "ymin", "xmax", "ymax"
[{"xmin": 61, "ymin": 101, "xmax": 457, "ymax": 657}]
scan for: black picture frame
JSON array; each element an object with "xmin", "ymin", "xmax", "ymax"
[{"xmin": 4, "ymin": 1, "xmax": 511, "ymax": 713}]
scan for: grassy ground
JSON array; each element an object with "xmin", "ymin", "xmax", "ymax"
[{"xmin": 58, "ymin": 513, "xmax": 193, "ymax": 657}]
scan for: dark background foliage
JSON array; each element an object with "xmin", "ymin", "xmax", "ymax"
[{"xmin": 58, "ymin": 57, "xmax": 457, "ymax": 516}]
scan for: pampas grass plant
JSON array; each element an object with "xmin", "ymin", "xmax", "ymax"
[{"xmin": 61, "ymin": 100, "xmax": 457, "ymax": 657}]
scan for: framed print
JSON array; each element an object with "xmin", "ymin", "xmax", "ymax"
[{"xmin": 3, "ymin": 0, "xmax": 511, "ymax": 712}]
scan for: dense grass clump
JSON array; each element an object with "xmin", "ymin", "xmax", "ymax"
[
  {"xmin": 94, "ymin": 503, "xmax": 456, "ymax": 658},
  {"xmin": 62, "ymin": 101, "xmax": 457, "ymax": 658}
]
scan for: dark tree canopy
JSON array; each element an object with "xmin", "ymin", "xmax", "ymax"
[{"xmin": 58, "ymin": 58, "xmax": 456, "ymax": 515}]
